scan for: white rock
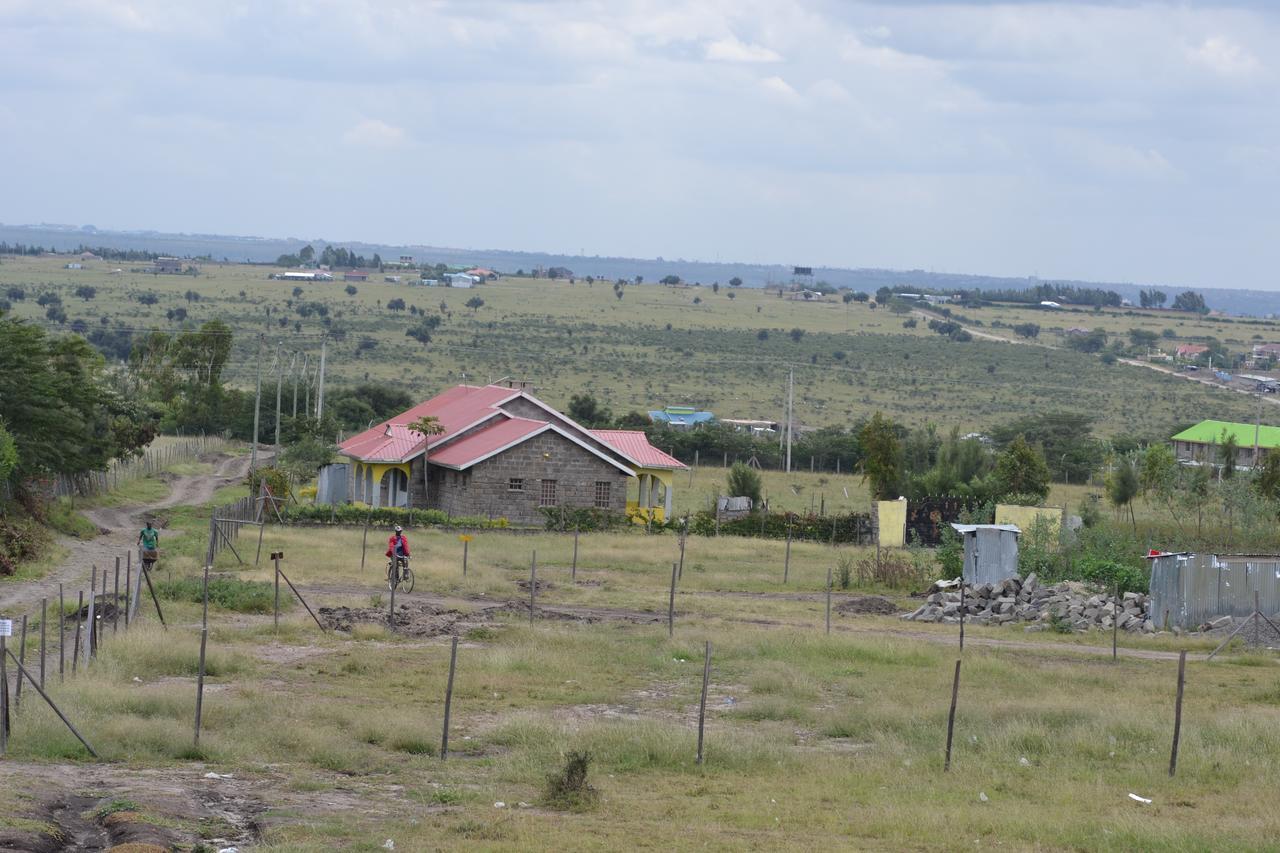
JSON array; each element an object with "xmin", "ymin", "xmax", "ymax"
[
  {"xmin": 978, "ymin": 792, "xmax": 989, "ymax": 803},
  {"xmin": 1019, "ymin": 756, "xmax": 1031, "ymax": 767},
  {"xmin": 494, "ymin": 801, "xmax": 506, "ymax": 809},
  {"xmin": 383, "ymin": 841, "xmax": 395, "ymax": 850}
]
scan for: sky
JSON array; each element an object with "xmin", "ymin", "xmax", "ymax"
[{"xmin": 1, "ymin": 0, "xmax": 1278, "ymax": 289}]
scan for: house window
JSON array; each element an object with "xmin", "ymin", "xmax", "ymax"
[
  {"xmin": 540, "ymin": 479, "xmax": 558, "ymax": 506},
  {"xmin": 509, "ymin": 478, "xmax": 524, "ymax": 491},
  {"xmin": 594, "ymin": 481, "xmax": 612, "ymax": 509}
]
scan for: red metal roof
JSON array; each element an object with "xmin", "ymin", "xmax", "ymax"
[
  {"xmin": 339, "ymin": 385, "xmax": 642, "ymax": 474},
  {"xmin": 590, "ymin": 430, "xmax": 687, "ymax": 470},
  {"xmin": 428, "ymin": 417, "xmax": 549, "ymax": 468}
]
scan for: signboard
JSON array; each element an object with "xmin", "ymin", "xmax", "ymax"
[
  {"xmin": 458, "ymin": 534, "xmax": 474, "ymax": 543},
  {"xmin": 793, "ymin": 266, "xmax": 813, "ymax": 276},
  {"xmin": 0, "ymin": 618, "xmax": 12, "ymax": 637}
]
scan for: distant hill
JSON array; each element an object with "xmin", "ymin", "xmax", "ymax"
[{"xmin": 3, "ymin": 222, "xmax": 1278, "ymax": 317}]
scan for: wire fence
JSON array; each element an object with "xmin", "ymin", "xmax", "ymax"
[{"xmin": 37, "ymin": 434, "xmax": 227, "ymax": 500}]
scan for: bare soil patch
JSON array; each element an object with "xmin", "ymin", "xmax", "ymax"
[{"xmin": 834, "ymin": 595, "xmax": 900, "ymax": 616}]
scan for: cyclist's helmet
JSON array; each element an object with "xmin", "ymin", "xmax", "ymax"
[{"xmin": 394, "ymin": 525, "xmax": 403, "ymax": 533}]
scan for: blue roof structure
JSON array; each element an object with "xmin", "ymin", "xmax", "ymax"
[{"xmin": 649, "ymin": 406, "xmax": 715, "ymax": 428}]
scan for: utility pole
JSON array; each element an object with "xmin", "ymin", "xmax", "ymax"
[
  {"xmin": 302, "ymin": 353, "xmax": 311, "ymax": 420},
  {"xmin": 1254, "ymin": 393, "xmax": 1263, "ymax": 469},
  {"xmin": 274, "ymin": 342, "xmax": 283, "ymax": 447},
  {"xmin": 290, "ymin": 352, "xmax": 299, "ymax": 419},
  {"xmin": 778, "ymin": 366, "xmax": 788, "ymax": 471},
  {"xmin": 315, "ymin": 334, "xmax": 328, "ymax": 420},
  {"xmin": 251, "ymin": 333, "xmax": 264, "ymax": 471}
]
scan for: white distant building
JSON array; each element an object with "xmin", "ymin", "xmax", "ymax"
[
  {"xmin": 445, "ymin": 273, "xmax": 478, "ymax": 288},
  {"xmin": 1039, "ymin": 300, "xmax": 1062, "ymax": 309}
]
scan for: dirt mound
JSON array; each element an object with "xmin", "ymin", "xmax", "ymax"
[
  {"xmin": 515, "ymin": 578, "xmax": 554, "ymax": 593},
  {"xmin": 319, "ymin": 602, "xmax": 489, "ymax": 637},
  {"xmin": 835, "ymin": 595, "xmax": 900, "ymax": 616}
]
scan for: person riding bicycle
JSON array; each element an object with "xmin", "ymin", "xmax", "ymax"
[
  {"xmin": 385, "ymin": 525, "xmax": 410, "ymax": 568},
  {"xmin": 138, "ymin": 519, "xmax": 160, "ymax": 568}
]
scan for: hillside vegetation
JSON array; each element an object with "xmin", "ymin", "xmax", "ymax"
[{"xmin": 0, "ymin": 255, "xmax": 1270, "ymax": 439}]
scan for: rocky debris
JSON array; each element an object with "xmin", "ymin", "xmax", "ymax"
[
  {"xmin": 902, "ymin": 574, "xmax": 1154, "ymax": 633},
  {"xmin": 834, "ymin": 595, "xmax": 900, "ymax": 616}
]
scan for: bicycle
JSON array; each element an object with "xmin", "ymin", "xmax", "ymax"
[{"xmin": 387, "ymin": 555, "xmax": 415, "ymax": 593}]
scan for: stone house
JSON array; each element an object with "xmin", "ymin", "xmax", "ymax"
[{"xmin": 337, "ymin": 383, "xmax": 685, "ymax": 524}]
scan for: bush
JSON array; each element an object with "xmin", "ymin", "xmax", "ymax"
[
  {"xmin": 247, "ymin": 465, "xmax": 291, "ymax": 500},
  {"xmin": 0, "ymin": 510, "xmax": 45, "ymax": 576},
  {"xmin": 1076, "ymin": 557, "xmax": 1148, "ymax": 595},
  {"xmin": 154, "ymin": 576, "xmax": 285, "ymax": 613},
  {"xmin": 282, "ymin": 503, "xmax": 508, "ymax": 529},
  {"xmin": 541, "ymin": 750, "xmax": 598, "ymax": 812},
  {"xmin": 539, "ymin": 506, "xmax": 629, "ymax": 532},
  {"xmin": 727, "ymin": 462, "xmax": 762, "ymax": 508}
]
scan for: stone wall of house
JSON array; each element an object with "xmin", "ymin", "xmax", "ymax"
[{"xmin": 410, "ymin": 430, "xmax": 629, "ymax": 523}]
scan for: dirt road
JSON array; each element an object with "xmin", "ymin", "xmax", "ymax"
[{"xmin": 0, "ymin": 452, "xmax": 255, "ymax": 615}]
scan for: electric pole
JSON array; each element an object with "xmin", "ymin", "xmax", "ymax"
[
  {"xmin": 251, "ymin": 333, "xmax": 264, "ymax": 471},
  {"xmin": 315, "ymin": 334, "xmax": 328, "ymax": 420},
  {"xmin": 785, "ymin": 368, "xmax": 793, "ymax": 473},
  {"xmin": 290, "ymin": 351, "xmax": 299, "ymax": 419},
  {"xmin": 274, "ymin": 342, "xmax": 283, "ymax": 447},
  {"xmin": 302, "ymin": 352, "xmax": 311, "ymax": 419}
]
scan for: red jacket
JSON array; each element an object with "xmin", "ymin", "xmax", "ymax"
[{"xmin": 386, "ymin": 533, "xmax": 410, "ymax": 558}]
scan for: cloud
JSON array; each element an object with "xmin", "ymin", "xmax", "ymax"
[
  {"xmin": 1188, "ymin": 35, "xmax": 1261, "ymax": 76},
  {"xmin": 341, "ymin": 118, "xmax": 407, "ymax": 149},
  {"xmin": 759, "ymin": 75, "xmax": 799, "ymax": 101},
  {"xmin": 706, "ymin": 37, "xmax": 782, "ymax": 63}
]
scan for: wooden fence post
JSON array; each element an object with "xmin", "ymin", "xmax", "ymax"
[
  {"xmin": 529, "ymin": 551, "xmax": 537, "ymax": 626},
  {"xmin": 1169, "ymin": 650, "xmax": 1187, "ymax": 777},
  {"xmin": 113, "ymin": 558, "xmax": 120, "ymax": 635},
  {"xmin": 360, "ymin": 509, "xmax": 372, "ymax": 572},
  {"xmin": 72, "ymin": 592, "xmax": 83, "ymax": 674},
  {"xmin": 944, "ymin": 659, "xmax": 962, "ymax": 772},
  {"xmin": 58, "ymin": 584, "xmax": 65, "ymax": 681},
  {"xmin": 668, "ymin": 562, "xmax": 678, "ymax": 639},
  {"xmin": 14, "ymin": 615, "xmax": 27, "ymax": 710},
  {"xmin": 39, "ymin": 599, "xmax": 46, "ymax": 690},
  {"xmin": 783, "ymin": 523, "xmax": 792, "ymax": 584},
  {"xmin": 825, "ymin": 567, "xmax": 832, "ymax": 635},
  {"xmin": 696, "ymin": 640, "xmax": 711, "ymax": 765},
  {"xmin": 441, "ymin": 636, "xmax": 458, "ymax": 761},
  {"xmin": 572, "ymin": 527, "xmax": 579, "ymax": 582},
  {"xmin": 274, "ymin": 552, "xmax": 281, "ymax": 631}
]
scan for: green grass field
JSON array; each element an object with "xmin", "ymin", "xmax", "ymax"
[
  {"xmin": 0, "ymin": 255, "xmax": 1271, "ymax": 437},
  {"xmin": 3, "ymin": 508, "xmax": 1279, "ymax": 850}
]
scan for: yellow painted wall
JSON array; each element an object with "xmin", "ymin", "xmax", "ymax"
[
  {"xmin": 876, "ymin": 499, "xmax": 907, "ymax": 547},
  {"xmin": 995, "ymin": 504, "xmax": 1063, "ymax": 536}
]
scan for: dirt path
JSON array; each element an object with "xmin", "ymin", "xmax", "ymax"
[{"xmin": 0, "ymin": 452, "xmax": 256, "ymax": 615}]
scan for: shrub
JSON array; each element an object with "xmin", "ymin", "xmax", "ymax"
[
  {"xmin": 540, "ymin": 506, "xmax": 629, "ymax": 532},
  {"xmin": 282, "ymin": 503, "xmax": 508, "ymax": 529},
  {"xmin": 1076, "ymin": 557, "xmax": 1148, "ymax": 595},
  {"xmin": 155, "ymin": 577, "xmax": 285, "ymax": 614},
  {"xmin": 727, "ymin": 462, "xmax": 762, "ymax": 508},
  {"xmin": 541, "ymin": 750, "xmax": 598, "ymax": 812}
]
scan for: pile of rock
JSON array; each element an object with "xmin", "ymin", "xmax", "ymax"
[{"xmin": 902, "ymin": 574, "xmax": 1154, "ymax": 633}]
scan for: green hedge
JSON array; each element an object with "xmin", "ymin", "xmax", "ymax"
[
  {"xmin": 281, "ymin": 503, "xmax": 511, "ymax": 529},
  {"xmin": 688, "ymin": 510, "xmax": 873, "ymax": 543},
  {"xmin": 538, "ymin": 506, "xmax": 634, "ymax": 532}
]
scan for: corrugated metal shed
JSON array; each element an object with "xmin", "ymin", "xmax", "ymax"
[{"xmin": 951, "ymin": 523, "xmax": 1021, "ymax": 585}]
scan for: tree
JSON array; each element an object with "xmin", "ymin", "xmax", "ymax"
[
  {"xmin": 789, "ymin": 327, "xmax": 804, "ymax": 343},
  {"xmin": 858, "ymin": 412, "xmax": 902, "ymax": 500},
  {"xmin": 1172, "ymin": 290, "xmax": 1209, "ymax": 314},
  {"xmin": 729, "ymin": 277, "xmax": 743, "ymax": 287},
  {"xmin": 137, "ymin": 292, "xmax": 158, "ymax": 305},
  {"xmin": 991, "ymin": 412, "xmax": 1101, "ymax": 484},
  {"xmin": 1255, "ymin": 450, "xmax": 1280, "ymax": 501},
  {"xmin": 292, "ymin": 286, "xmax": 304, "ymax": 297},
  {"xmin": 660, "ymin": 275, "xmax": 681, "ymax": 285},
  {"xmin": 1219, "ymin": 428, "xmax": 1239, "ymax": 479},
  {"xmin": 692, "ymin": 296, "xmax": 702, "ymax": 305},
  {"xmin": 1012, "ymin": 322, "xmax": 1040, "ymax": 339},
  {"xmin": 712, "ymin": 282, "xmax": 720, "ymax": 294},
  {"xmin": 1106, "ymin": 455, "xmax": 1140, "ymax": 532},
  {"xmin": 185, "ymin": 290, "xmax": 201, "ymax": 302},
  {"xmin": 727, "ymin": 462, "xmax": 763, "ymax": 509},
  {"xmin": 756, "ymin": 330, "xmax": 769, "ymax": 341},
  {"xmin": 992, "ymin": 435, "xmax": 1051, "ymax": 503},
  {"xmin": 1128, "ymin": 328, "xmax": 1159, "ymax": 348},
  {"xmin": 408, "ymin": 415, "xmax": 445, "ymax": 506},
  {"xmin": 1139, "ymin": 289, "xmax": 1167, "ymax": 309},
  {"xmin": 387, "ymin": 298, "xmax": 406, "ymax": 312},
  {"xmin": 0, "ymin": 316, "xmax": 156, "ymax": 481},
  {"xmin": 842, "ymin": 291, "xmax": 855, "ymax": 304},
  {"xmin": 344, "ymin": 285, "xmax": 358, "ymax": 296},
  {"xmin": 405, "ymin": 322, "xmax": 432, "ymax": 346},
  {"xmin": 1065, "ymin": 328, "xmax": 1107, "ymax": 353},
  {"xmin": 299, "ymin": 244, "xmax": 315, "ymax": 263},
  {"xmin": 567, "ymin": 393, "xmax": 613, "ymax": 428},
  {"xmin": 74, "ymin": 285, "xmax": 97, "ymax": 301},
  {"xmin": 465, "ymin": 296, "xmax": 485, "ymax": 313}
]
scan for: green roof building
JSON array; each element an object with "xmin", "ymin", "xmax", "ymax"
[{"xmin": 1171, "ymin": 419, "xmax": 1280, "ymax": 468}]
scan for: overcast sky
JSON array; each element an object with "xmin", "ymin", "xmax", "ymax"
[{"xmin": 2, "ymin": 1, "xmax": 1278, "ymax": 288}]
